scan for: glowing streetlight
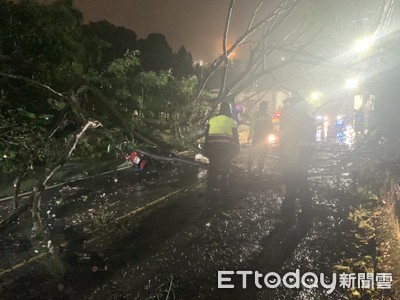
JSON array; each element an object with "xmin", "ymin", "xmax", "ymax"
[
  {"xmin": 354, "ymin": 36, "xmax": 374, "ymax": 53},
  {"xmin": 310, "ymin": 91, "xmax": 321, "ymax": 100},
  {"xmin": 228, "ymin": 50, "xmax": 236, "ymax": 59},
  {"xmin": 346, "ymin": 78, "xmax": 358, "ymax": 90}
]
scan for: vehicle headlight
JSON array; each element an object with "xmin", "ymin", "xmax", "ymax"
[{"xmin": 268, "ymin": 134, "xmax": 277, "ymax": 144}]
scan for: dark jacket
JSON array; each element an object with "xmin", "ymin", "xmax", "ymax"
[
  {"xmin": 280, "ymin": 106, "xmax": 315, "ymax": 166},
  {"xmin": 251, "ymin": 113, "xmax": 273, "ymax": 144}
]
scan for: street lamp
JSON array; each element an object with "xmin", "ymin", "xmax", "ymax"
[
  {"xmin": 311, "ymin": 91, "xmax": 321, "ymax": 100},
  {"xmin": 354, "ymin": 36, "xmax": 374, "ymax": 53},
  {"xmin": 346, "ymin": 78, "xmax": 359, "ymax": 90}
]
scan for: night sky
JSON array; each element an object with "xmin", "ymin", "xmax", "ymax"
[{"xmin": 73, "ymin": 0, "xmax": 269, "ymax": 62}]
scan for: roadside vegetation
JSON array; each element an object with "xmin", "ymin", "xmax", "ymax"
[{"xmin": 0, "ymin": 0, "xmax": 209, "ymax": 234}]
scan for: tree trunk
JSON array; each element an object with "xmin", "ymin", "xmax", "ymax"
[
  {"xmin": 12, "ymin": 172, "xmax": 26, "ymax": 211},
  {"xmin": 31, "ymin": 185, "xmax": 44, "ymax": 236}
]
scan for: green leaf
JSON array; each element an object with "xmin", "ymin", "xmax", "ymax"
[
  {"xmin": 222, "ymin": 212, "xmax": 231, "ymax": 218},
  {"xmin": 352, "ymin": 260, "xmax": 365, "ymax": 267},
  {"xmin": 17, "ymin": 108, "xmax": 36, "ymax": 119},
  {"xmin": 332, "ymin": 264, "xmax": 351, "ymax": 272},
  {"xmin": 53, "ymin": 101, "xmax": 66, "ymax": 111}
]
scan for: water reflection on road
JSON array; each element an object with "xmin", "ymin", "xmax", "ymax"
[{"xmin": 315, "ymin": 115, "xmax": 356, "ymax": 146}]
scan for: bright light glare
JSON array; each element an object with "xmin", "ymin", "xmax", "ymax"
[
  {"xmin": 354, "ymin": 37, "xmax": 374, "ymax": 52},
  {"xmin": 354, "ymin": 94, "xmax": 363, "ymax": 110},
  {"xmin": 346, "ymin": 78, "xmax": 358, "ymax": 90},
  {"xmin": 268, "ymin": 134, "xmax": 277, "ymax": 144},
  {"xmin": 311, "ymin": 91, "xmax": 320, "ymax": 100}
]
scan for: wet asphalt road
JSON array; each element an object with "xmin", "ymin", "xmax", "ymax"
[{"xmin": 0, "ymin": 140, "xmax": 368, "ymax": 299}]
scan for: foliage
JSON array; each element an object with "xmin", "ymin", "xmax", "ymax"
[
  {"xmin": 0, "ymin": 0, "xmax": 204, "ymax": 236},
  {"xmin": 0, "ymin": 98, "xmax": 49, "ymax": 174},
  {"xmin": 93, "ymin": 211, "xmax": 114, "ymax": 226},
  {"xmin": 96, "ymin": 49, "xmax": 142, "ymax": 120},
  {"xmin": 0, "ymin": 0, "xmax": 90, "ymax": 177},
  {"xmin": 172, "ymin": 46, "xmax": 194, "ymax": 79},
  {"xmin": 82, "ymin": 20, "xmax": 137, "ymax": 69},
  {"xmin": 84, "ymin": 21, "xmax": 194, "ymax": 78},
  {"xmin": 331, "ymin": 166, "xmax": 388, "ymax": 299},
  {"xmin": 0, "ymin": 0, "xmax": 89, "ymax": 91},
  {"xmin": 136, "ymin": 33, "xmax": 173, "ymax": 72},
  {"xmin": 0, "ymin": 0, "xmax": 202, "ymax": 181}
]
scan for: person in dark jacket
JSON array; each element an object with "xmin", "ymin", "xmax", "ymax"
[
  {"xmin": 279, "ymin": 96, "xmax": 315, "ymax": 223},
  {"xmin": 203, "ymin": 102, "xmax": 240, "ymax": 200},
  {"xmin": 247, "ymin": 101, "xmax": 273, "ymax": 173}
]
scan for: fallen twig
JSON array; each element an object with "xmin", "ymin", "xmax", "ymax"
[{"xmin": 165, "ymin": 275, "xmax": 174, "ymax": 300}]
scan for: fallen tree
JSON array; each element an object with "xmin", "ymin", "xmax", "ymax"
[{"xmin": 0, "ymin": 119, "xmax": 102, "ymax": 235}]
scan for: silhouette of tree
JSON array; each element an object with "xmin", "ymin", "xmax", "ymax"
[
  {"xmin": 83, "ymin": 20, "xmax": 137, "ymax": 68},
  {"xmin": 172, "ymin": 46, "xmax": 194, "ymax": 78},
  {"xmin": 136, "ymin": 33, "xmax": 173, "ymax": 72}
]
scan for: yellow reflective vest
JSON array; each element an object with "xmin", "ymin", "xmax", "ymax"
[{"xmin": 207, "ymin": 115, "xmax": 237, "ymax": 143}]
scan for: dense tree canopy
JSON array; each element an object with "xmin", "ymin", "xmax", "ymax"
[
  {"xmin": 0, "ymin": 0, "xmax": 207, "ymax": 233},
  {"xmin": 83, "ymin": 21, "xmax": 194, "ymax": 78},
  {"xmin": 0, "ymin": 0, "xmax": 90, "ymax": 175},
  {"xmin": 83, "ymin": 20, "xmax": 138, "ymax": 69},
  {"xmin": 0, "ymin": 1, "xmax": 200, "ymax": 171},
  {"xmin": 172, "ymin": 46, "xmax": 194, "ymax": 79},
  {"xmin": 0, "ymin": 0, "xmax": 202, "ymax": 185}
]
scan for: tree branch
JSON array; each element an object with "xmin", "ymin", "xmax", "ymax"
[
  {"xmin": 248, "ymin": 1, "xmax": 264, "ymax": 31},
  {"xmin": 218, "ymin": 0, "xmax": 235, "ymax": 98},
  {"xmin": 195, "ymin": 2, "xmax": 290, "ymax": 99},
  {"xmin": 42, "ymin": 119, "xmax": 102, "ymax": 187},
  {"xmin": 0, "ymin": 72, "xmax": 66, "ymax": 98}
]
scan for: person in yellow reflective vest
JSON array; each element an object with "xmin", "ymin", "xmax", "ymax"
[
  {"xmin": 279, "ymin": 96, "xmax": 315, "ymax": 223},
  {"xmin": 203, "ymin": 102, "xmax": 240, "ymax": 201}
]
